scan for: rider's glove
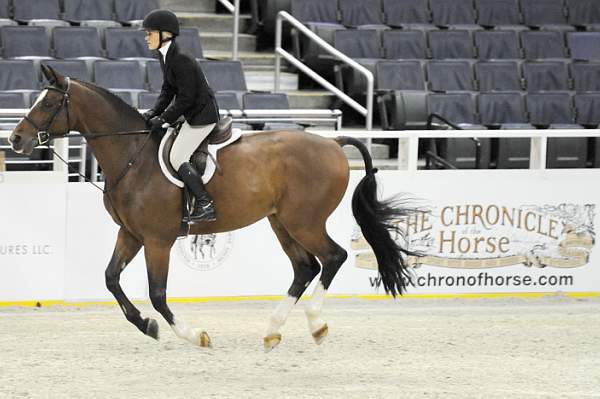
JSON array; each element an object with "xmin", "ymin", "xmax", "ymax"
[
  {"xmin": 142, "ymin": 110, "xmax": 155, "ymax": 123},
  {"xmin": 149, "ymin": 116, "xmax": 167, "ymax": 136}
]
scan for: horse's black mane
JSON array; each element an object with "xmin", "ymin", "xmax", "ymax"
[{"xmin": 74, "ymin": 79, "xmax": 145, "ymax": 122}]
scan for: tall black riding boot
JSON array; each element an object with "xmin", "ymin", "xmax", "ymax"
[{"xmin": 178, "ymin": 162, "xmax": 216, "ymax": 222}]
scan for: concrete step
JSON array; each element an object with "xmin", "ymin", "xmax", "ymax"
[
  {"xmin": 200, "ymin": 32, "xmax": 256, "ymax": 52},
  {"xmin": 177, "ymin": 12, "xmax": 253, "ymax": 33},
  {"xmin": 202, "ymin": 50, "xmax": 289, "ymax": 69},
  {"xmin": 245, "ymin": 71, "xmax": 297, "ymax": 91},
  {"xmin": 160, "ymin": 0, "xmax": 216, "ymax": 13},
  {"xmin": 285, "ymin": 90, "xmax": 336, "ymax": 109},
  {"xmin": 344, "ymin": 143, "xmax": 389, "ymax": 160}
]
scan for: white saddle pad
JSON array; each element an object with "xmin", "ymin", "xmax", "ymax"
[{"xmin": 158, "ymin": 127, "xmax": 242, "ymax": 187}]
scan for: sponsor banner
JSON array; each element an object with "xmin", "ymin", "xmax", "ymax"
[
  {"xmin": 342, "ymin": 170, "xmax": 599, "ymax": 295},
  {"xmin": 0, "ymin": 172, "xmax": 66, "ymax": 301}
]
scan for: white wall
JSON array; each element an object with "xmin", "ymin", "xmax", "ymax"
[{"xmin": 1, "ymin": 169, "xmax": 598, "ymax": 302}]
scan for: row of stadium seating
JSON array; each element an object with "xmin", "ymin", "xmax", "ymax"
[
  {"xmin": 0, "ymin": 58, "xmax": 254, "ymax": 107},
  {"xmin": 331, "ymin": 28, "xmax": 600, "ymax": 62},
  {"xmin": 0, "ymin": 0, "xmax": 158, "ymax": 23},
  {"xmin": 342, "ymin": 59, "xmax": 600, "ymax": 95},
  {"xmin": 0, "ymin": 26, "xmax": 204, "ymax": 59},
  {"xmin": 290, "ymin": 0, "xmax": 600, "ymax": 29}
]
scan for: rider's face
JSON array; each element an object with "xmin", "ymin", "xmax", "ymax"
[{"xmin": 145, "ymin": 30, "xmax": 160, "ymax": 50}]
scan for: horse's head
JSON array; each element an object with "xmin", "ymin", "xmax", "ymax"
[{"xmin": 9, "ymin": 64, "xmax": 72, "ymax": 155}]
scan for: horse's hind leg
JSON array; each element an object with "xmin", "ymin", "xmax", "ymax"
[
  {"xmin": 144, "ymin": 239, "xmax": 211, "ymax": 347},
  {"xmin": 284, "ymin": 224, "xmax": 348, "ymax": 345},
  {"xmin": 105, "ymin": 228, "xmax": 157, "ymax": 339},
  {"xmin": 264, "ymin": 215, "xmax": 321, "ymax": 352}
]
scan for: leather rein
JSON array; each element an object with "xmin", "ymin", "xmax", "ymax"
[{"xmin": 20, "ymin": 78, "xmax": 153, "ymax": 193}]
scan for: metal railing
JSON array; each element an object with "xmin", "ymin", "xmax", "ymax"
[
  {"xmin": 274, "ymin": 11, "xmax": 374, "ymax": 131},
  {"xmin": 216, "ymin": 0, "xmax": 240, "ymax": 60}
]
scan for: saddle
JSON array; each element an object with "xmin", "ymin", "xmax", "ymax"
[{"xmin": 190, "ymin": 117, "xmax": 233, "ymax": 174}]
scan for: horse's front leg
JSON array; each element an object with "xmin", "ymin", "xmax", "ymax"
[
  {"xmin": 105, "ymin": 228, "xmax": 159, "ymax": 340},
  {"xmin": 144, "ymin": 239, "xmax": 211, "ymax": 347}
]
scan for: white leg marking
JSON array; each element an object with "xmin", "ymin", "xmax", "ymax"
[
  {"xmin": 305, "ymin": 282, "xmax": 327, "ymax": 333},
  {"xmin": 170, "ymin": 318, "xmax": 201, "ymax": 344},
  {"xmin": 266, "ymin": 295, "xmax": 296, "ymax": 336}
]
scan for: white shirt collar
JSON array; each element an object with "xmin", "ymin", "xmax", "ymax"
[{"xmin": 158, "ymin": 40, "xmax": 172, "ymax": 60}]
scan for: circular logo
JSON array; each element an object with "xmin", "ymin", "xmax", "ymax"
[{"xmin": 177, "ymin": 233, "xmax": 233, "ymax": 271}]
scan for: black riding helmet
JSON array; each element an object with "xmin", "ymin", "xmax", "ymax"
[{"xmin": 142, "ymin": 9, "xmax": 180, "ymax": 46}]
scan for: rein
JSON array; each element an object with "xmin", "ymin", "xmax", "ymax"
[{"xmin": 22, "ymin": 78, "xmax": 153, "ymax": 193}]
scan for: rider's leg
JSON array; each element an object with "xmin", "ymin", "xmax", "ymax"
[
  {"xmin": 178, "ymin": 162, "xmax": 216, "ymax": 221},
  {"xmin": 170, "ymin": 123, "xmax": 216, "ymax": 222}
]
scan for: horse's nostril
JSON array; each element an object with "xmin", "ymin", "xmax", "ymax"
[{"xmin": 10, "ymin": 134, "xmax": 21, "ymax": 144}]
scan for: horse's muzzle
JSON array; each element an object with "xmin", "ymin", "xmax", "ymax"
[{"xmin": 8, "ymin": 132, "xmax": 36, "ymax": 155}]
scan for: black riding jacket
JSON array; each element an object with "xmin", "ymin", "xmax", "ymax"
[{"xmin": 149, "ymin": 41, "xmax": 220, "ymax": 126}]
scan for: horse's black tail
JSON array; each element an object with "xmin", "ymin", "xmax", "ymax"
[{"xmin": 335, "ymin": 136, "xmax": 416, "ymax": 297}]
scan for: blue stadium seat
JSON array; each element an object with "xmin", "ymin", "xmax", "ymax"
[
  {"xmin": 429, "ymin": 29, "xmax": 475, "ymax": 59},
  {"xmin": 339, "ymin": 0, "xmax": 385, "ymax": 27},
  {"xmin": 0, "ymin": 92, "xmax": 27, "ymax": 108},
  {"xmin": 146, "ymin": 60, "xmax": 163, "ymax": 92},
  {"xmin": 570, "ymin": 62, "xmax": 600, "ymax": 93},
  {"xmin": 376, "ymin": 60, "xmax": 428, "ymax": 129},
  {"xmin": 215, "ymin": 92, "xmax": 242, "ymax": 110},
  {"xmin": 334, "ymin": 29, "xmax": 382, "ymax": 96},
  {"xmin": 382, "ymin": 30, "xmax": 428, "ymax": 59},
  {"xmin": 527, "ymin": 93, "xmax": 587, "ymax": 168},
  {"xmin": 94, "ymin": 60, "xmax": 145, "ymax": 90},
  {"xmin": 430, "ymin": 0, "xmax": 477, "ymax": 26},
  {"xmin": 0, "ymin": 0, "xmax": 9, "ymax": 19},
  {"xmin": 13, "ymin": 0, "xmax": 60, "ymax": 21},
  {"xmin": 138, "ymin": 92, "xmax": 159, "ymax": 109},
  {"xmin": 574, "ymin": 93, "xmax": 600, "ymax": 126},
  {"xmin": 0, "ymin": 60, "xmax": 39, "ymax": 90},
  {"xmin": 566, "ymin": 0, "xmax": 600, "ymax": 26},
  {"xmin": 520, "ymin": 30, "xmax": 567, "ymax": 60},
  {"xmin": 42, "ymin": 60, "xmax": 91, "ymax": 83},
  {"xmin": 475, "ymin": 61, "xmax": 523, "ymax": 91},
  {"xmin": 115, "ymin": 0, "xmax": 159, "ymax": 23},
  {"xmin": 243, "ymin": 92, "xmax": 302, "ymax": 130},
  {"xmin": 105, "ymin": 27, "xmax": 154, "ymax": 60},
  {"xmin": 291, "ymin": 0, "xmax": 338, "ymax": 23},
  {"xmin": 383, "ymin": 0, "xmax": 431, "ymax": 26},
  {"xmin": 427, "ymin": 60, "xmax": 476, "ymax": 91},
  {"xmin": 0, "ymin": 26, "xmax": 51, "ymax": 58},
  {"xmin": 177, "ymin": 28, "xmax": 204, "ymax": 59},
  {"xmin": 475, "ymin": 0, "xmax": 521, "ymax": 26},
  {"xmin": 53, "ymin": 27, "xmax": 104, "ymax": 59},
  {"xmin": 109, "ymin": 90, "xmax": 135, "ymax": 106},
  {"xmin": 198, "ymin": 60, "xmax": 247, "ymax": 92},
  {"xmin": 522, "ymin": 61, "xmax": 571, "ymax": 92},
  {"xmin": 521, "ymin": 0, "xmax": 568, "ymax": 27},
  {"xmin": 567, "ymin": 32, "xmax": 600, "ymax": 60},
  {"xmin": 427, "ymin": 92, "xmax": 491, "ymax": 169},
  {"xmin": 474, "ymin": 30, "xmax": 521, "ymax": 59},
  {"xmin": 63, "ymin": 0, "xmax": 114, "ymax": 22}
]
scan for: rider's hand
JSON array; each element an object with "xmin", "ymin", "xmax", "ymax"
[
  {"xmin": 142, "ymin": 110, "xmax": 155, "ymax": 123},
  {"xmin": 149, "ymin": 116, "xmax": 167, "ymax": 136}
]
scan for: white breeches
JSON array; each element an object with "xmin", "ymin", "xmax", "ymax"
[{"xmin": 169, "ymin": 122, "xmax": 216, "ymax": 171}]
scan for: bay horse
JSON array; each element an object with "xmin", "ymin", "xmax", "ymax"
[{"xmin": 9, "ymin": 65, "xmax": 414, "ymax": 351}]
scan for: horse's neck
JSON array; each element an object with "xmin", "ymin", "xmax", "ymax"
[{"xmin": 73, "ymin": 98, "xmax": 157, "ymax": 183}]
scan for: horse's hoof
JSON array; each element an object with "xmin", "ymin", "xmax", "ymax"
[
  {"xmin": 199, "ymin": 331, "xmax": 212, "ymax": 348},
  {"xmin": 263, "ymin": 333, "xmax": 282, "ymax": 353},
  {"xmin": 145, "ymin": 318, "xmax": 160, "ymax": 341},
  {"xmin": 312, "ymin": 324, "xmax": 328, "ymax": 345}
]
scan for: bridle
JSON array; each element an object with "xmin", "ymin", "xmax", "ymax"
[
  {"xmin": 19, "ymin": 76, "xmax": 153, "ymax": 194},
  {"xmin": 22, "ymin": 77, "xmax": 72, "ymax": 146}
]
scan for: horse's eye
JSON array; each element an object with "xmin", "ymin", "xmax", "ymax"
[{"xmin": 42, "ymin": 101, "xmax": 52, "ymax": 109}]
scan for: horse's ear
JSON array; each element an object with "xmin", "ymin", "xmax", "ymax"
[
  {"xmin": 41, "ymin": 64, "xmax": 68, "ymax": 89},
  {"xmin": 41, "ymin": 64, "xmax": 56, "ymax": 84}
]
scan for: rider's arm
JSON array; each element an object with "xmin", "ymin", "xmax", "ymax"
[
  {"xmin": 160, "ymin": 55, "xmax": 201, "ymax": 124},
  {"xmin": 149, "ymin": 75, "xmax": 176, "ymax": 118}
]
